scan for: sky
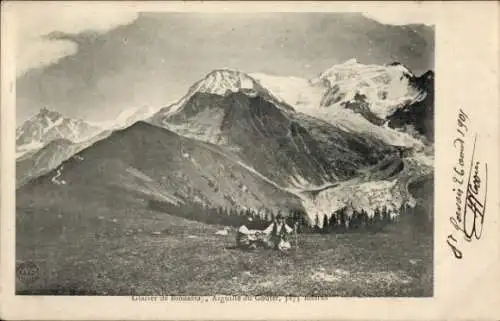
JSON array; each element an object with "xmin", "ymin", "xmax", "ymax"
[{"xmin": 15, "ymin": 7, "xmax": 434, "ymax": 124}]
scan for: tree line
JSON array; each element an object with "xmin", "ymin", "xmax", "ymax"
[
  {"xmin": 309, "ymin": 203, "xmax": 431, "ymax": 233},
  {"xmin": 148, "ymin": 199, "xmax": 308, "ymax": 229},
  {"xmin": 148, "ymin": 199, "xmax": 430, "ymax": 233}
]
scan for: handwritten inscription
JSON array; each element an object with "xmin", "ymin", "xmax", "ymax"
[{"xmin": 447, "ymin": 109, "xmax": 488, "ymax": 259}]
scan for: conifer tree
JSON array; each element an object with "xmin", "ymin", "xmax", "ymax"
[
  {"xmin": 359, "ymin": 210, "xmax": 366, "ymax": 229},
  {"xmin": 339, "ymin": 208, "xmax": 346, "ymax": 232},
  {"xmin": 314, "ymin": 214, "xmax": 320, "ymax": 232},
  {"xmin": 322, "ymin": 214, "xmax": 329, "ymax": 233},
  {"xmin": 382, "ymin": 206, "xmax": 390, "ymax": 225},
  {"xmin": 329, "ymin": 213, "xmax": 337, "ymax": 231}
]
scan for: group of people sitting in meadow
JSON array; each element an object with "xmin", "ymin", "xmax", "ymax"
[{"xmin": 236, "ymin": 213, "xmax": 296, "ymax": 252}]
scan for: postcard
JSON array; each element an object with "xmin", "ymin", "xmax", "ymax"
[{"xmin": 1, "ymin": 1, "xmax": 498, "ymax": 320}]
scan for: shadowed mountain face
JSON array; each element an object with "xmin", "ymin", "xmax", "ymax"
[
  {"xmin": 17, "ymin": 122, "xmax": 303, "ymax": 216},
  {"xmin": 16, "ymin": 130, "xmax": 113, "ymax": 187},
  {"xmin": 144, "ymin": 67, "xmax": 432, "ymax": 219},
  {"xmin": 387, "ymin": 71, "xmax": 434, "ymax": 142},
  {"xmin": 152, "ymin": 81, "xmax": 396, "ymax": 188}
]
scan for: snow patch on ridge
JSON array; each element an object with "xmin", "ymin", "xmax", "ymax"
[
  {"xmin": 16, "ymin": 140, "xmax": 45, "ymax": 158},
  {"xmin": 250, "ymin": 72, "xmax": 325, "ymax": 110},
  {"xmin": 312, "ymin": 108, "xmax": 424, "ymax": 148}
]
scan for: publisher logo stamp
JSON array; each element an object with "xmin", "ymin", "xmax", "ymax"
[{"xmin": 16, "ymin": 261, "xmax": 40, "ymax": 283}]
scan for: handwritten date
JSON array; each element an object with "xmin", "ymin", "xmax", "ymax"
[{"xmin": 447, "ymin": 109, "xmax": 488, "ymax": 259}]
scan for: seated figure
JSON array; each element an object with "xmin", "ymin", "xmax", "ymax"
[
  {"xmin": 262, "ymin": 213, "xmax": 294, "ymax": 251},
  {"xmin": 236, "ymin": 224, "xmax": 263, "ymax": 250}
]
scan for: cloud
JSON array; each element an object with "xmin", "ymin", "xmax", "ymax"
[
  {"xmin": 15, "ymin": 2, "xmax": 139, "ymax": 77},
  {"xmin": 361, "ymin": 5, "xmax": 436, "ymax": 26}
]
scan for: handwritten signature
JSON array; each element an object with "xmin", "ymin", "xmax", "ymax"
[{"xmin": 447, "ymin": 109, "xmax": 488, "ymax": 259}]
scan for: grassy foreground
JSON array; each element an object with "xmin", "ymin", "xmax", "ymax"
[{"xmin": 16, "ymin": 205, "xmax": 432, "ymax": 297}]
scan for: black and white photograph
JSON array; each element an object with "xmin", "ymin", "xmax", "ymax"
[{"xmin": 14, "ymin": 8, "xmax": 436, "ymax": 297}]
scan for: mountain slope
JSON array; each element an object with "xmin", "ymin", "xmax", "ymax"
[
  {"xmin": 150, "ymin": 70, "xmax": 396, "ymax": 188},
  {"xmin": 18, "ymin": 122, "xmax": 303, "ymax": 216},
  {"xmin": 16, "ymin": 130, "xmax": 113, "ymax": 187},
  {"xmin": 17, "ymin": 139, "xmax": 76, "ymax": 187},
  {"xmin": 146, "ymin": 67, "xmax": 432, "ymax": 221}
]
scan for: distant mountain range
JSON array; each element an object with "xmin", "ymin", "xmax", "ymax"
[
  {"xmin": 16, "ymin": 108, "xmax": 101, "ymax": 159},
  {"xmin": 17, "ymin": 60, "xmax": 434, "ymax": 221},
  {"xmin": 16, "ymin": 105, "xmax": 159, "ymax": 185}
]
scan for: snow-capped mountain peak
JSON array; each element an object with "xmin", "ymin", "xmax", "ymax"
[
  {"xmin": 17, "ymin": 108, "xmax": 62, "ymax": 142},
  {"xmin": 190, "ymin": 69, "xmax": 262, "ymax": 96},
  {"xmin": 151, "ymin": 69, "xmax": 295, "ymax": 122},
  {"xmin": 316, "ymin": 59, "xmax": 414, "ymax": 86},
  {"xmin": 37, "ymin": 107, "xmax": 63, "ymax": 121},
  {"xmin": 16, "ymin": 108, "xmax": 101, "ymax": 159},
  {"xmin": 312, "ymin": 60, "xmax": 424, "ymax": 119},
  {"xmin": 251, "ymin": 60, "xmax": 432, "ymax": 148}
]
